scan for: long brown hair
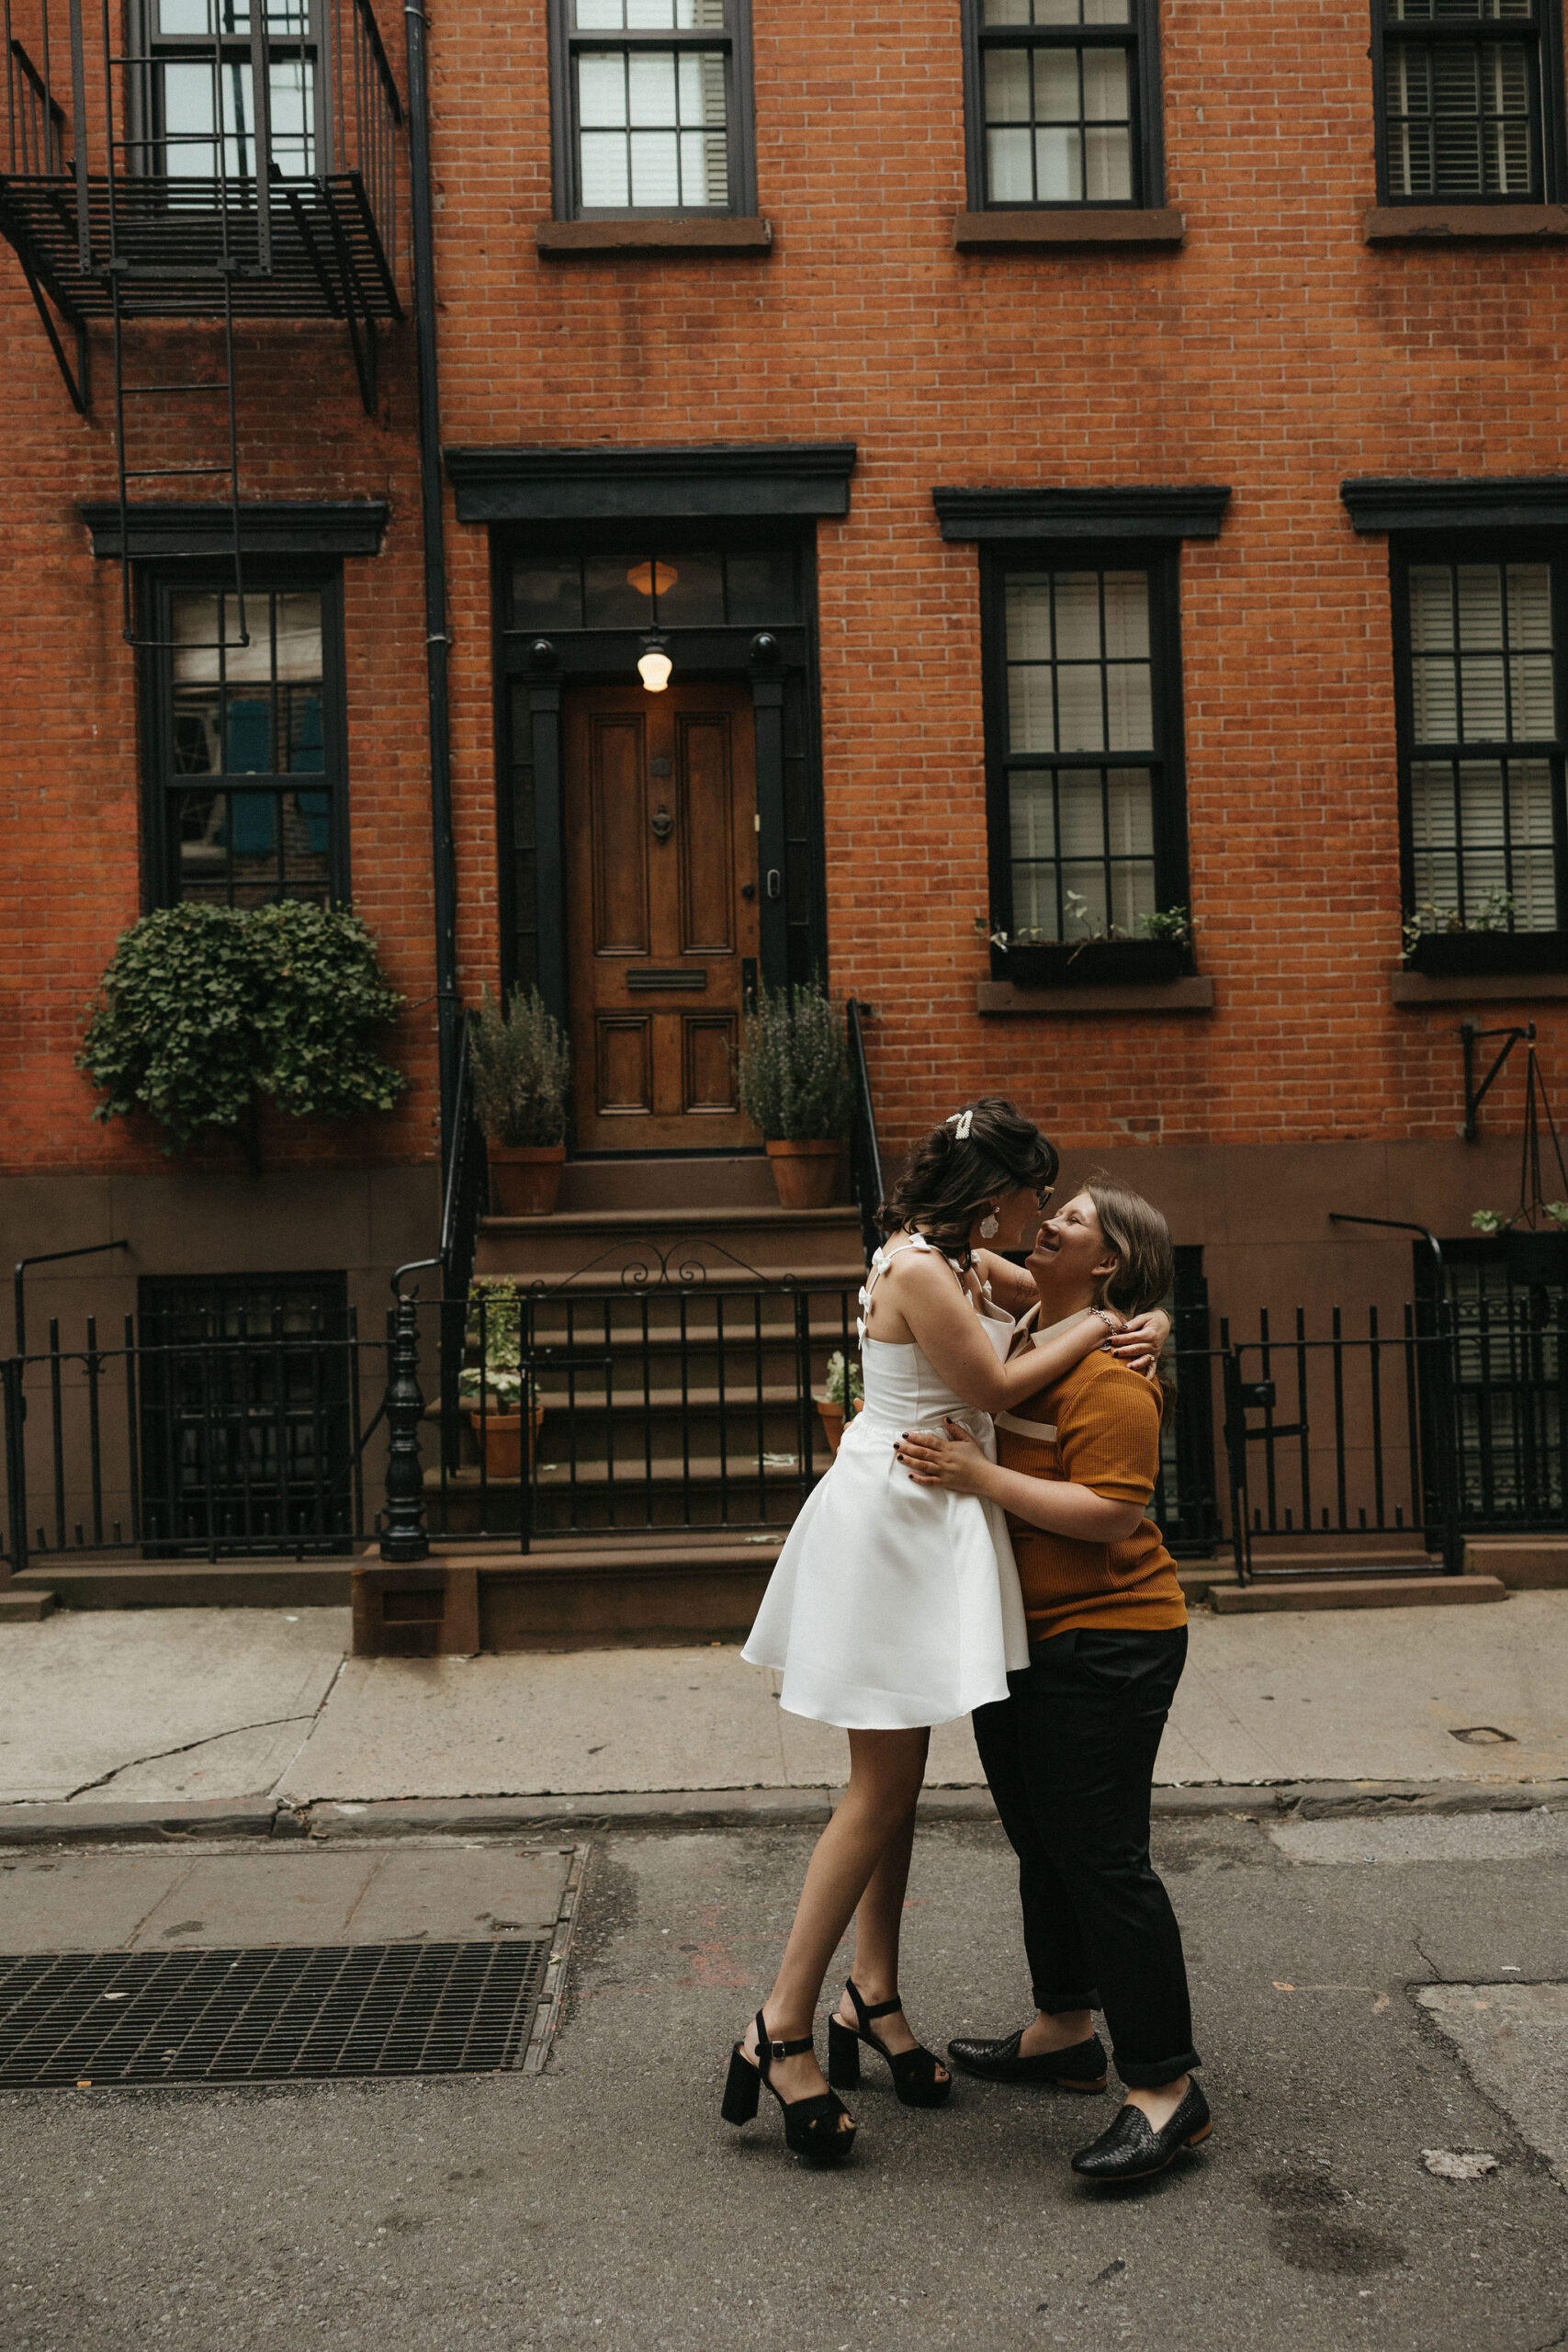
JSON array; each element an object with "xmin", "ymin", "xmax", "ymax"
[
  {"xmin": 879, "ymin": 1099, "xmax": 1057, "ymax": 1265},
  {"xmin": 1080, "ymin": 1178, "xmax": 1175, "ymax": 1318}
]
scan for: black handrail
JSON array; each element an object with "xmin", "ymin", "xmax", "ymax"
[{"xmin": 846, "ymin": 998, "xmax": 883, "ymax": 1267}]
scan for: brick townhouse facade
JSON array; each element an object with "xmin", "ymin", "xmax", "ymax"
[{"xmin": 2, "ymin": 0, "xmax": 1566, "ymax": 1594}]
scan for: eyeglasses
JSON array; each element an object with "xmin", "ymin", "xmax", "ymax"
[{"xmin": 1035, "ymin": 1185, "xmax": 1055, "ymax": 1209}]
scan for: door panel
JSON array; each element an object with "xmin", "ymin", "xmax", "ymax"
[
  {"xmin": 566, "ymin": 681, "xmax": 760, "ymax": 1152},
  {"xmin": 678, "ymin": 712, "xmax": 737, "ymax": 956},
  {"xmin": 682, "ymin": 1013, "xmax": 739, "ymax": 1114},
  {"xmin": 588, "ymin": 716, "xmax": 649, "ymax": 954}
]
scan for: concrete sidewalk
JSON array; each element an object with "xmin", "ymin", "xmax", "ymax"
[{"xmin": 0, "ymin": 1590, "xmax": 1564, "ymax": 1815}]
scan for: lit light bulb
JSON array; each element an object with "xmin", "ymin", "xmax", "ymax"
[{"xmin": 637, "ymin": 639, "xmax": 672, "ymax": 692}]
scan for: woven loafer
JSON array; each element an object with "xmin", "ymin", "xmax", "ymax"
[
  {"xmin": 1070, "ymin": 2080, "xmax": 1212, "ymax": 2180},
  {"xmin": 945, "ymin": 2029, "xmax": 1109, "ymax": 2091}
]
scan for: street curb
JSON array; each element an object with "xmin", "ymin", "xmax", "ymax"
[{"xmin": 3, "ymin": 1778, "xmax": 1566, "ymax": 1848}]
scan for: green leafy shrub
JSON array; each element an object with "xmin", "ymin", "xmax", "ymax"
[
  {"xmin": 468, "ymin": 986, "xmax": 571, "ymax": 1148},
  {"xmin": 460, "ymin": 1279, "xmax": 526, "ymax": 1408},
  {"xmin": 77, "ymin": 902, "xmax": 404, "ymax": 1157},
  {"xmin": 738, "ymin": 982, "xmax": 854, "ymax": 1142}
]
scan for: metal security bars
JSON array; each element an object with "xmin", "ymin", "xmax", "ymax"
[{"xmin": 1375, "ymin": 0, "xmax": 1562, "ymax": 203}]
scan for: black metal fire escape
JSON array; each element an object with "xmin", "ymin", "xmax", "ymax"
[{"xmin": 0, "ymin": 0, "xmax": 403, "ymax": 643}]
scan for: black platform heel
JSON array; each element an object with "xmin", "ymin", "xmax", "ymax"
[
  {"xmin": 827, "ymin": 1977, "xmax": 953, "ymax": 2109},
  {"xmin": 722, "ymin": 2011, "xmax": 857, "ymax": 2166}
]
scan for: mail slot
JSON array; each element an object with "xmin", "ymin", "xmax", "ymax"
[{"xmin": 626, "ymin": 967, "xmax": 709, "ymax": 991}]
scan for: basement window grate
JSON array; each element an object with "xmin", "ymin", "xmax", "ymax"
[{"xmin": 0, "ymin": 1941, "xmax": 552, "ymax": 2088}]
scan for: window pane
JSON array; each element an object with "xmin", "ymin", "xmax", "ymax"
[
  {"xmin": 987, "ymin": 125, "xmax": 1034, "ymax": 201},
  {"xmin": 654, "ymin": 551, "xmax": 725, "ymax": 625},
  {"xmin": 725, "ymin": 550, "xmax": 796, "ymax": 626},
  {"xmin": 579, "ymin": 52, "xmax": 628, "ymax": 125},
  {"xmin": 579, "ymin": 130, "xmax": 630, "ymax": 205},
  {"xmin": 582, "ymin": 559, "xmax": 650, "ymax": 628},
  {"xmin": 1082, "ymin": 46, "xmax": 1127, "ymax": 119},
  {"xmin": 1008, "ymin": 661, "xmax": 1057, "ymax": 752},
  {"xmin": 628, "ymin": 128, "xmax": 681, "ymax": 203},
  {"xmin": 1084, "ymin": 123, "xmax": 1132, "ymax": 199},
  {"xmin": 513, "ymin": 558, "xmax": 583, "ymax": 629},
  {"xmin": 1034, "ymin": 50, "xmax": 1080, "ymax": 122},
  {"xmin": 1055, "ymin": 663, "xmax": 1105, "ymax": 751},
  {"xmin": 984, "ymin": 46, "xmax": 1032, "ymax": 121},
  {"xmin": 1004, "ymin": 576, "xmax": 1055, "ymax": 662},
  {"xmin": 628, "ymin": 49, "xmax": 677, "ymax": 122},
  {"xmin": 1386, "ymin": 33, "xmax": 1538, "ymax": 195}
]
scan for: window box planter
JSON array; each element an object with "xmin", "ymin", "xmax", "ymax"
[
  {"xmin": 992, "ymin": 938, "xmax": 1190, "ymax": 989},
  {"xmin": 1404, "ymin": 931, "xmax": 1568, "ymax": 980}
]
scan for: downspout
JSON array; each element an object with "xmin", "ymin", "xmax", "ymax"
[{"xmin": 404, "ymin": 0, "xmax": 460, "ymax": 1162}]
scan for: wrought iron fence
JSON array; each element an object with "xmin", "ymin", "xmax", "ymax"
[{"xmin": 2, "ymin": 1276, "xmax": 1562, "ymax": 1581}]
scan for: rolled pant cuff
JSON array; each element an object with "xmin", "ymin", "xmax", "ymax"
[
  {"xmin": 1034, "ymin": 1990, "xmax": 1098, "ymax": 2016},
  {"xmin": 1114, "ymin": 2046, "xmax": 1201, "ymax": 2090}
]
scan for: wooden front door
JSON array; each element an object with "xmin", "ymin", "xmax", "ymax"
[{"xmin": 564, "ymin": 680, "xmax": 761, "ymax": 1152}]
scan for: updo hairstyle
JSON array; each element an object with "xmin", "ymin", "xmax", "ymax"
[{"xmin": 877, "ymin": 1097, "xmax": 1057, "ymax": 1265}]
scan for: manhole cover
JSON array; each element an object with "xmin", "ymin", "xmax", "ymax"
[{"xmin": 0, "ymin": 1941, "xmax": 551, "ymax": 2087}]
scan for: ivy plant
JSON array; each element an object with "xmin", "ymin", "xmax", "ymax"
[{"xmin": 78, "ymin": 902, "xmax": 405, "ymax": 1165}]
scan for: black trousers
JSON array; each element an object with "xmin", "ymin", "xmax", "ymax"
[{"xmin": 971, "ymin": 1624, "xmax": 1200, "ymax": 2090}]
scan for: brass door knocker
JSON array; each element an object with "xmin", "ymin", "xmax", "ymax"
[{"xmin": 650, "ymin": 803, "xmax": 674, "ymax": 843}]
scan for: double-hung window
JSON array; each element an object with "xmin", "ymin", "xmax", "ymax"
[
  {"xmin": 1395, "ymin": 550, "xmax": 1567, "ymax": 940},
  {"xmin": 1374, "ymin": 0, "xmax": 1564, "ymax": 204},
  {"xmin": 131, "ymin": 0, "xmax": 321, "ymax": 184},
  {"xmin": 982, "ymin": 547, "xmax": 1188, "ymax": 957},
  {"xmin": 963, "ymin": 0, "xmax": 1163, "ymax": 209},
  {"xmin": 143, "ymin": 570, "xmax": 347, "ymax": 907},
  {"xmin": 550, "ymin": 1, "xmax": 755, "ymax": 220}
]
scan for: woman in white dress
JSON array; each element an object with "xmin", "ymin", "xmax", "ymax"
[{"xmin": 722, "ymin": 1101, "xmax": 1169, "ymax": 2164}]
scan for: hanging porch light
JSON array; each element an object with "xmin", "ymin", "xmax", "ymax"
[{"xmin": 637, "ymin": 630, "xmax": 672, "ymax": 693}]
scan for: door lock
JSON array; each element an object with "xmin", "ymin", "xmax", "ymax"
[
  {"xmin": 650, "ymin": 803, "xmax": 673, "ymax": 843},
  {"xmin": 740, "ymin": 881, "xmax": 756, "ymax": 900},
  {"xmin": 765, "ymin": 868, "xmax": 782, "ymax": 900}
]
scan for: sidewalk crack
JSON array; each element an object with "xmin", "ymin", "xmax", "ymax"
[{"xmin": 63, "ymin": 1715, "xmax": 316, "ymax": 1803}]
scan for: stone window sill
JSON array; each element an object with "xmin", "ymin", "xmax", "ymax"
[
  {"xmin": 1391, "ymin": 968, "xmax": 1568, "ymax": 1005},
  {"xmin": 1363, "ymin": 203, "xmax": 1568, "ymax": 244},
  {"xmin": 977, "ymin": 977, "xmax": 1214, "ymax": 1016},
  {"xmin": 954, "ymin": 208, "xmax": 1183, "ymax": 251},
  {"xmin": 536, "ymin": 218, "xmax": 772, "ymax": 254}
]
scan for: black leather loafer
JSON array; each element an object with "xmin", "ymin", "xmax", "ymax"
[
  {"xmin": 946, "ymin": 2029, "xmax": 1109, "ymax": 2091},
  {"xmin": 1070, "ymin": 2080, "xmax": 1211, "ymax": 2180}
]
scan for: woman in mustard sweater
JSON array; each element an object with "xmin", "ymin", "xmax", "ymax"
[{"xmin": 896, "ymin": 1178, "xmax": 1208, "ymax": 2187}]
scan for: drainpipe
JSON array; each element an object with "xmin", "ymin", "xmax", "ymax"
[{"xmin": 404, "ymin": 0, "xmax": 460, "ymax": 1162}]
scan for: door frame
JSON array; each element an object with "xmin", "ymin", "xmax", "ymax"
[{"xmin": 490, "ymin": 521, "xmax": 829, "ymax": 1148}]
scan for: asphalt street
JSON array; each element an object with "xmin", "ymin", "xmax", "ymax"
[{"xmin": 2, "ymin": 1810, "xmax": 1566, "ymax": 2352}]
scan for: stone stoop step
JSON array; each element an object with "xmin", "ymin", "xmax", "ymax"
[
  {"xmin": 1213, "ymin": 1574, "xmax": 1507, "ymax": 1614},
  {"xmin": 1461, "ymin": 1537, "xmax": 1568, "ymax": 1589},
  {"xmin": 0, "ymin": 1586, "xmax": 56, "ymax": 1622}
]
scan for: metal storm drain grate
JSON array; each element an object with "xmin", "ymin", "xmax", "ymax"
[{"xmin": 0, "ymin": 1940, "xmax": 552, "ymax": 2088}]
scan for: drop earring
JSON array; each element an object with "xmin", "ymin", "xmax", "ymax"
[{"xmin": 978, "ymin": 1205, "xmax": 1000, "ymax": 1239}]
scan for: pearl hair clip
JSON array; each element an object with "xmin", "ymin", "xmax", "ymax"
[{"xmin": 946, "ymin": 1109, "xmax": 974, "ymax": 1139}]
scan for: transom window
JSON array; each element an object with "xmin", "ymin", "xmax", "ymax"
[
  {"xmin": 964, "ymin": 0, "xmax": 1161, "ymax": 209},
  {"xmin": 1399, "ymin": 556, "xmax": 1566, "ymax": 933},
  {"xmin": 133, "ymin": 0, "xmax": 321, "ymax": 182},
  {"xmin": 982, "ymin": 548, "xmax": 1186, "ymax": 948},
  {"xmin": 144, "ymin": 574, "xmax": 346, "ymax": 907},
  {"xmin": 510, "ymin": 543, "xmax": 797, "ymax": 632},
  {"xmin": 550, "ymin": 0, "xmax": 754, "ymax": 218},
  {"xmin": 1376, "ymin": 0, "xmax": 1561, "ymax": 201}
]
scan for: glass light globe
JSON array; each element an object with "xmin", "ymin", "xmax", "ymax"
[{"xmin": 637, "ymin": 648, "xmax": 672, "ymax": 692}]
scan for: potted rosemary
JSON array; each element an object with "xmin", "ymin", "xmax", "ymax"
[
  {"xmin": 460, "ymin": 1280, "xmax": 547, "ymax": 1479},
  {"xmin": 468, "ymin": 986, "xmax": 571, "ymax": 1217},
  {"xmin": 739, "ymin": 982, "xmax": 854, "ymax": 1209}
]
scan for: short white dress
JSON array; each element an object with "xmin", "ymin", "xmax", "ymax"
[{"xmin": 742, "ymin": 1235, "xmax": 1030, "ymax": 1729}]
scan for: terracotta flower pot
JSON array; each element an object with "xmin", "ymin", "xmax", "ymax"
[
  {"xmin": 816, "ymin": 1395, "xmax": 863, "ymax": 1457},
  {"xmin": 468, "ymin": 1396, "xmax": 547, "ymax": 1481},
  {"xmin": 765, "ymin": 1137, "xmax": 841, "ymax": 1209},
  {"xmin": 489, "ymin": 1142, "xmax": 566, "ymax": 1216}
]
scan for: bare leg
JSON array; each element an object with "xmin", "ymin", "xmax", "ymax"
[
  {"xmin": 1123, "ymin": 2075, "xmax": 1190, "ymax": 2129},
  {"xmin": 739, "ymin": 1726, "xmax": 929, "ymax": 2114},
  {"xmin": 830, "ymin": 1765, "xmax": 946, "ymax": 2077}
]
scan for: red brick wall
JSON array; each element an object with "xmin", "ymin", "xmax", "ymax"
[{"xmin": 4, "ymin": 0, "xmax": 1564, "ymax": 1183}]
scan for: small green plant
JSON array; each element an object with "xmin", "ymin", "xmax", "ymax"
[
  {"xmin": 1473, "ymin": 1202, "xmax": 1568, "ymax": 1235},
  {"xmin": 459, "ymin": 1279, "xmax": 526, "ymax": 1409},
  {"xmin": 977, "ymin": 905, "xmax": 1192, "ymax": 952},
  {"xmin": 822, "ymin": 1350, "xmax": 864, "ymax": 1409},
  {"xmin": 738, "ymin": 983, "xmax": 853, "ymax": 1141},
  {"xmin": 77, "ymin": 902, "xmax": 404, "ymax": 1164},
  {"xmin": 468, "ymin": 986, "xmax": 570, "ymax": 1148},
  {"xmin": 1404, "ymin": 889, "xmax": 1516, "ymax": 957}
]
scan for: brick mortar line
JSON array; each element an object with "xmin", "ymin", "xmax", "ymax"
[{"xmin": 0, "ymin": 1778, "xmax": 1566, "ymax": 1849}]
